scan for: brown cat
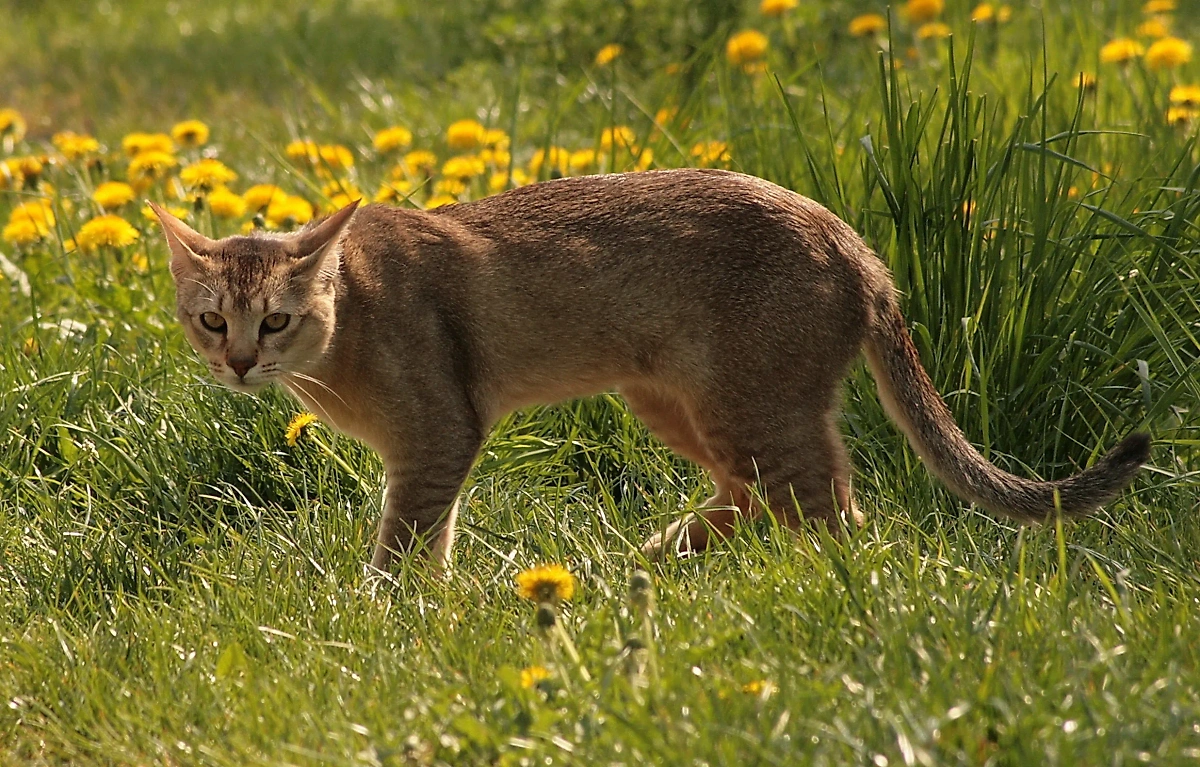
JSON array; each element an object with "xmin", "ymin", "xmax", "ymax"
[{"xmin": 150, "ymin": 168, "xmax": 1150, "ymax": 571}]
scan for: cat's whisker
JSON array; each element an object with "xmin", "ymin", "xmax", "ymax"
[
  {"xmin": 284, "ymin": 376, "xmax": 341, "ymax": 430},
  {"xmin": 183, "ymin": 277, "xmax": 218, "ymax": 299},
  {"xmin": 281, "ymin": 368, "xmax": 352, "ymax": 411}
]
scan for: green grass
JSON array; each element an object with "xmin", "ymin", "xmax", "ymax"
[{"xmin": 2, "ymin": 0, "xmax": 1199, "ymax": 763}]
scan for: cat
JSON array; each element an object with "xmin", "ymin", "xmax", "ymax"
[{"xmin": 150, "ymin": 168, "xmax": 1150, "ymax": 571}]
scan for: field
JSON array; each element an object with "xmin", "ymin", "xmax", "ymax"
[{"xmin": 2, "ymin": 0, "xmax": 1199, "ymax": 763}]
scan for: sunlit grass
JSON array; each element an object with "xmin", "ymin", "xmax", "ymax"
[{"xmin": 1, "ymin": 0, "xmax": 1199, "ymax": 763}]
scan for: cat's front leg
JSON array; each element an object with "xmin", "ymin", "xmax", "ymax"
[{"xmin": 370, "ymin": 437, "xmax": 481, "ymax": 573}]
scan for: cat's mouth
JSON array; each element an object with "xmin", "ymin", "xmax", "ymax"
[{"xmin": 216, "ymin": 371, "xmax": 273, "ymax": 394}]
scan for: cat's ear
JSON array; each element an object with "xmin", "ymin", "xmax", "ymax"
[
  {"xmin": 147, "ymin": 201, "xmax": 215, "ymax": 279},
  {"xmin": 289, "ymin": 199, "xmax": 359, "ymax": 280}
]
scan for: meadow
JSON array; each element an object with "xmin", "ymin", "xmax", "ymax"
[{"xmin": 1, "ymin": 0, "xmax": 1199, "ymax": 763}]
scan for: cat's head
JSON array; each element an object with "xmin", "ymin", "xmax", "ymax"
[{"xmin": 150, "ymin": 201, "xmax": 358, "ymax": 393}]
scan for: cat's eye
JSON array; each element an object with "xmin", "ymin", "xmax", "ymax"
[
  {"xmin": 261, "ymin": 313, "xmax": 291, "ymax": 334},
  {"xmin": 199, "ymin": 312, "xmax": 226, "ymax": 333}
]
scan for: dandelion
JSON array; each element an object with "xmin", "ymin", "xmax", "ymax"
[
  {"xmin": 488, "ymin": 168, "xmax": 529, "ymax": 193},
  {"xmin": 265, "ymin": 195, "xmax": 314, "ymax": 228},
  {"xmin": 479, "ymin": 147, "xmax": 511, "ymax": 168},
  {"xmin": 1075, "ymin": 72, "xmax": 1098, "ymax": 92},
  {"xmin": 286, "ymin": 139, "xmax": 319, "ymax": 163},
  {"xmin": 1169, "ymin": 84, "xmax": 1200, "ymax": 106},
  {"xmin": 402, "ymin": 149, "xmax": 439, "ymax": 176},
  {"xmin": 1100, "ymin": 38, "xmax": 1145, "ymax": 64},
  {"xmin": 971, "ymin": 3, "xmax": 995, "ymax": 21},
  {"xmin": 1167, "ymin": 106, "xmax": 1198, "ymax": 126},
  {"xmin": 285, "ymin": 412, "xmax": 318, "ymax": 447},
  {"xmin": 917, "ymin": 22, "xmax": 952, "ymax": 39},
  {"xmin": 741, "ymin": 680, "xmax": 768, "ymax": 695},
  {"xmin": 2, "ymin": 219, "xmax": 45, "ymax": 246},
  {"xmin": 373, "ymin": 126, "xmax": 413, "ymax": 153},
  {"xmin": 516, "ymin": 564, "xmax": 575, "ymax": 604},
  {"xmin": 905, "ymin": 0, "xmax": 944, "ymax": 23},
  {"xmin": 208, "ymin": 187, "xmax": 247, "ymax": 219},
  {"xmin": 0, "ymin": 108, "xmax": 26, "ymax": 141},
  {"xmin": 141, "ymin": 204, "xmax": 189, "ymax": 223},
  {"xmin": 10, "ymin": 200, "xmax": 55, "ymax": 229},
  {"xmin": 52, "ymin": 131, "xmax": 100, "ymax": 161},
  {"xmin": 1143, "ymin": 0, "xmax": 1175, "ymax": 12},
  {"xmin": 434, "ymin": 178, "xmax": 467, "ymax": 197},
  {"xmin": 594, "ymin": 43, "xmax": 622, "ymax": 67},
  {"xmin": 1137, "ymin": 18, "xmax": 1169, "ymax": 38},
  {"xmin": 996, "ymin": 5, "xmax": 1011, "ymax": 22},
  {"xmin": 425, "ymin": 194, "xmax": 458, "ymax": 209},
  {"xmin": 76, "ymin": 215, "xmax": 139, "ymax": 251},
  {"xmin": 374, "ymin": 179, "xmax": 414, "ymax": 203},
  {"xmin": 22, "ymin": 337, "xmax": 39, "ymax": 356},
  {"xmin": 520, "ymin": 666, "xmax": 551, "ymax": 689},
  {"xmin": 447, "ymin": 119, "xmax": 486, "ymax": 151},
  {"xmin": 243, "ymin": 184, "xmax": 286, "ymax": 211},
  {"xmin": 318, "ymin": 144, "xmax": 354, "ymax": 171},
  {"xmin": 690, "ymin": 140, "xmax": 731, "ymax": 167},
  {"xmin": 633, "ymin": 148, "xmax": 655, "ymax": 172},
  {"xmin": 1145, "ymin": 37, "xmax": 1191, "ymax": 69},
  {"xmin": 760, "ymin": 0, "xmax": 797, "ymax": 15},
  {"xmin": 171, "ymin": 120, "xmax": 210, "ymax": 148},
  {"xmin": 569, "ymin": 149, "xmax": 596, "ymax": 173},
  {"xmin": 128, "ymin": 151, "xmax": 178, "ymax": 185},
  {"xmin": 122, "ymin": 132, "xmax": 174, "ymax": 157},
  {"xmin": 529, "ymin": 146, "xmax": 571, "ymax": 176},
  {"xmin": 849, "ymin": 14, "xmax": 887, "ymax": 37},
  {"xmin": 482, "ymin": 129, "xmax": 509, "ymax": 149},
  {"xmin": 179, "ymin": 158, "xmax": 237, "ymax": 191},
  {"xmin": 599, "ymin": 126, "xmax": 637, "ymax": 152},
  {"xmin": 93, "ymin": 181, "xmax": 136, "ymax": 210},
  {"xmin": 725, "ymin": 29, "xmax": 769, "ymax": 66},
  {"xmin": 441, "ymin": 155, "xmax": 487, "ymax": 179},
  {"xmin": 321, "ymin": 180, "xmax": 362, "ymax": 200}
]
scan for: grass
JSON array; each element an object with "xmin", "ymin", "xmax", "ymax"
[{"xmin": 2, "ymin": 0, "xmax": 1199, "ymax": 763}]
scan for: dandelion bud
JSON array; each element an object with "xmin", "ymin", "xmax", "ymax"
[{"xmin": 535, "ymin": 602, "xmax": 557, "ymax": 630}]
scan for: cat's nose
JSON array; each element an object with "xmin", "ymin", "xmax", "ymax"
[{"xmin": 227, "ymin": 356, "xmax": 256, "ymax": 378}]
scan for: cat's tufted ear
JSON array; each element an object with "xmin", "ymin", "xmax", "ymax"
[
  {"xmin": 147, "ymin": 201, "xmax": 216, "ymax": 280},
  {"xmin": 289, "ymin": 199, "xmax": 359, "ymax": 280}
]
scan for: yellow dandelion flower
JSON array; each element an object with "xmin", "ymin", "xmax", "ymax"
[
  {"xmin": 180, "ymin": 158, "xmax": 237, "ymax": 191},
  {"xmin": 286, "ymin": 139, "xmax": 319, "ymax": 163},
  {"xmin": 529, "ymin": 146, "xmax": 571, "ymax": 176},
  {"xmin": 760, "ymin": 0, "xmax": 797, "ymax": 16},
  {"xmin": 1146, "ymin": 37, "xmax": 1191, "ymax": 69},
  {"xmin": 285, "ymin": 412, "xmax": 318, "ymax": 447},
  {"xmin": 691, "ymin": 140, "xmax": 731, "ymax": 167},
  {"xmin": 171, "ymin": 120, "xmax": 210, "ymax": 148},
  {"xmin": 487, "ymin": 168, "xmax": 529, "ymax": 193},
  {"xmin": 52, "ymin": 131, "xmax": 100, "ymax": 161},
  {"xmin": 1143, "ymin": 0, "xmax": 1175, "ymax": 12},
  {"xmin": 1169, "ymin": 84, "xmax": 1200, "ymax": 105},
  {"xmin": 1167, "ymin": 106, "xmax": 1198, "ymax": 126},
  {"xmin": 569, "ymin": 149, "xmax": 596, "ymax": 173},
  {"xmin": 2, "ymin": 218, "xmax": 46, "ymax": 246},
  {"xmin": 425, "ymin": 193, "xmax": 459, "ymax": 209},
  {"xmin": 741, "ymin": 680, "xmax": 768, "ymax": 694},
  {"xmin": 93, "ymin": 181, "xmax": 136, "ymax": 210},
  {"xmin": 1137, "ymin": 18, "xmax": 1169, "ymax": 38},
  {"xmin": 76, "ymin": 215, "xmax": 139, "ymax": 251},
  {"xmin": 725, "ymin": 29, "xmax": 769, "ymax": 66},
  {"xmin": 442, "ymin": 155, "xmax": 487, "ymax": 179},
  {"xmin": 128, "ymin": 151, "xmax": 178, "ymax": 184},
  {"xmin": 971, "ymin": 3, "xmax": 994, "ymax": 22},
  {"xmin": 122, "ymin": 132, "xmax": 175, "ymax": 157},
  {"xmin": 318, "ymin": 144, "xmax": 354, "ymax": 170},
  {"xmin": 633, "ymin": 147, "xmax": 655, "ymax": 171},
  {"xmin": 10, "ymin": 200, "xmax": 54, "ymax": 228},
  {"xmin": 321, "ymin": 180, "xmax": 362, "ymax": 200},
  {"xmin": 434, "ymin": 178, "xmax": 467, "ymax": 196},
  {"xmin": 600, "ymin": 126, "xmax": 637, "ymax": 151},
  {"xmin": 265, "ymin": 195, "xmax": 314, "ymax": 228},
  {"xmin": 208, "ymin": 187, "xmax": 247, "ymax": 219},
  {"xmin": 996, "ymin": 5, "xmax": 1011, "ymax": 21},
  {"xmin": 22, "ymin": 337, "xmax": 39, "ymax": 356},
  {"xmin": 374, "ymin": 179, "xmax": 414, "ymax": 204},
  {"xmin": 243, "ymin": 184, "xmax": 286, "ymax": 211},
  {"xmin": 905, "ymin": 0, "xmax": 943, "ymax": 23},
  {"xmin": 447, "ymin": 119, "xmax": 486, "ymax": 152},
  {"xmin": 373, "ymin": 126, "xmax": 413, "ymax": 153},
  {"xmin": 0, "ymin": 108, "xmax": 26, "ymax": 141},
  {"xmin": 849, "ymin": 14, "xmax": 887, "ymax": 37},
  {"xmin": 520, "ymin": 666, "xmax": 551, "ymax": 689},
  {"xmin": 515, "ymin": 564, "xmax": 575, "ymax": 603},
  {"xmin": 1100, "ymin": 38, "xmax": 1145, "ymax": 64},
  {"xmin": 917, "ymin": 22, "xmax": 952, "ymax": 39},
  {"xmin": 479, "ymin": 147, "xmax": 511, "ymax": 168},
  {"xmin": 594, "ymin": 43, "xmax": 623, "ymax": 67},
  {"xmin": 401, "ymin": 149, "xmax": 439, "ymax": 176},
  {"xmin": 483, "ymin": 129, "xmax": 510, "ymax": 149},
  {"xmin": 1075, "ymin": 72, "xmax": 1098, "ymax": 91},
  {"xmin": 321, "ymin": 193, "xmax": 359, "ymax": 214}
]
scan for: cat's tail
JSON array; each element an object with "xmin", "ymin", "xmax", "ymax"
[{"xmin": 862, "ymin": 287, "xmax": 1149, "ymax": 522}]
